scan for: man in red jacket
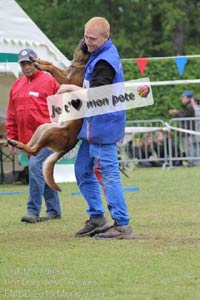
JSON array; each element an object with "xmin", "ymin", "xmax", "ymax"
[{"xmin": 6, "ymin": 48, "xmax": 61, "ymax": 223}]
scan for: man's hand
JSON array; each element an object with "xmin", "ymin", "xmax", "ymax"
[
  {"xmin": 168, "ymin": 109, "xmax": 179, "ymax": 116},
  {"xmin": 57, "ymin": 84, "xmax": 83, "ymax": 94}
]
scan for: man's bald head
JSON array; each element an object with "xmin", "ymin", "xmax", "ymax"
[{"xmin": 85, "ymin": 17, "xmax": 110, "ymax": 38}]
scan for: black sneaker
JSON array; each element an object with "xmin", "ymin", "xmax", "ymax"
[
  {"xmin": 38, "ymin": 215, "xmax": 61, "ymax": 222},
  {"xmin": 75, "ymin": 217, "xmax": 111, "ymax": 237},
  {"xmin": 21, "ymin": 213, "xmax": 40, "ymax": 223},
  {"xmin": 94, "ymin": 224, "xmax": 135, "ymax": 240}
]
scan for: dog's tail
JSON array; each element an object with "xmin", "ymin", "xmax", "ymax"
[{"xmin": 43, "ymin": 151, "xmax": 65, "ymax": 192}]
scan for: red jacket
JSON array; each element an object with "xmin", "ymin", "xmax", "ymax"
[{"xmin": 6, "ymin": 70, "xmax": 59, "ymax": 144}]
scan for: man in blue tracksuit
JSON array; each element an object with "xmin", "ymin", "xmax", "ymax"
[{"xmin": 58, "ymin": 17, "xmax": 134, "ymax": 239}]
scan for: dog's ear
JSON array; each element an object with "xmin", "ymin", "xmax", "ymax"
[
  {"xmin": 73, "ymin": 38, "xmax": 90, "ymax": 64},
  {"xmin": 80, "ymin": 38, "xmax": 89, "ymax": 53}
]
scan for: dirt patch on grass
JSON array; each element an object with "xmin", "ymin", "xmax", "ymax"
[{"xmin": 138, "ymin": 234, "xmax": 200, "ymax": 245}]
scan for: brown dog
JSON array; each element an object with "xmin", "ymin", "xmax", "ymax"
[{"xmin": 8, "ymin": 39, "xmax": 90, "ymax": 192}]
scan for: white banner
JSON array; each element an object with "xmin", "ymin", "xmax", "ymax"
[{"xmin": 47, "ymin": 77, "xmax": 154, "ymax": 122}]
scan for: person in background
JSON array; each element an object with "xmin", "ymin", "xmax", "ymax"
[
  {"xmin": 191, "ymin": 97, "xmax": 200, "ymax": 117},
  {"xmin": 138, "ymin": 133, "xmax": 159, "ymax": 168},
  {"xmin": 191, "ymin": 96, "xmax": 200, "ymax": 165},
  {"xmin": 129, "ymin": 131, "xmax": 182, "ymax": 168},
  {"xmin": 57, "ymin": 17, "xmax": 134, "ymax": 239},
  {"xmin": 6, "ymin": 48, "xmax": 61, "ymax": 223},
  {"xmin": 153, "ymin": 131, "xmax": 182, "ymax": 167},
  {"xmin": 168, "ymin": 90, "xmax": 194, "ymax": 119},
  {"xmin": 169, "ymin": 90, "xmax": 195, "ymax": 166}
]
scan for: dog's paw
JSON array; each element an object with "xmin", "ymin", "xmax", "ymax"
[{"xmin": 7, "ymin": 139, "xmax": 18, "ymax": 147}]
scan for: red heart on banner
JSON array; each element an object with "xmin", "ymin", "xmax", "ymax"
[{"xmin": 137, "ymin": 85, "xmax": 150, "ymax": 98}]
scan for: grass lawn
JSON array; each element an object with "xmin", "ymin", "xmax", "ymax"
[{"xmin": 0, "ymin": 167, "xmax": 200, "ymax": 300}]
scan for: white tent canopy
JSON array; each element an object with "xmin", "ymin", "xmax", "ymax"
[
  {"xmin": 0, "ymin": 0, "xmax": 70, "ymax": 75},
  {"xmin": 0, "ymin": 0, "xmax": 70, "ymax": 118}
]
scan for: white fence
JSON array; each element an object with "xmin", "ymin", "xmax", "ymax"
[{"xmin": 118, "ymin": 117, "xmax": 200, "ymax": 169}]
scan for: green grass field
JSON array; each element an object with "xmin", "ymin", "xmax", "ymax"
[{"xmin": 0, "ymin": 167, "xmax": 200, "ymax": 300}]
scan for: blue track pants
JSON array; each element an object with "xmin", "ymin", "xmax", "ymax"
[{"xmin": 75, "ymin": 140, "xmax": 130, "ymax": 225}]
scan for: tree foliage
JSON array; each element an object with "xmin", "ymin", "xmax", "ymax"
[
  {"xmin": 16, "ymin": 0, "xmax": 200, "ymax": 120},
  {"xmin": 16, "ymin": 0, "xmax": 200, "ymax": 58}
]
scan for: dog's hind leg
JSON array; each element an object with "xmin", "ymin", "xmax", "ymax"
[
  {"xmin": 7, "ymin": 139, "xmax": 19, "ymax": 148},
  {"xmin": 7, "ymin": 123, "xmax": 57, "ymax": 156},
  {"xmin": 7, "ymin": 139, "xmax": 41, "ymax": 156},
  {"xmin": 7, "ymin": 139, "xmax": 35, "ymax": 153}
]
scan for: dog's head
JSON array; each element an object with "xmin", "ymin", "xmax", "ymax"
[
  {"xmin": 73, "ymin": 38, "xmax": 90, "ymax": 66},
  {"xmin": 64, "ymin": 38, "xmax": 90, "ymax": 86}
]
